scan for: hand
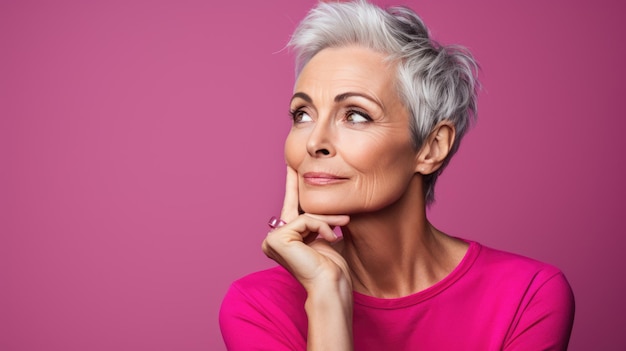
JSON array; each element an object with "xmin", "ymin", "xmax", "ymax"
[
  {"xmin": 262, "ymin": 166, "xmax": 351, "ymax": 294},
  {"xmin": 263, "ymin": 166, "xmax": 354, "ymax": 350}
]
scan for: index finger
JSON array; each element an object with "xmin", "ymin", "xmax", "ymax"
[{"xmin": 280, "ymin": 165, "xmax": 300, "ymax": 222}]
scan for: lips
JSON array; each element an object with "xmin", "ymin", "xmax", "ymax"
[{"xmin": 302, "ymin": 172, "xmax": 349, "ymax": 185}]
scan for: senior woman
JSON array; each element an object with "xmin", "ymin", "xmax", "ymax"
[{"xmin": 220, "ymin": 1, "xmax": 575, "ymax": 350}]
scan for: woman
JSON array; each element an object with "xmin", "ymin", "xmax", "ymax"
[{"xmin": 220, "ymin": 1, "xmax": 575, "ymax": 350}]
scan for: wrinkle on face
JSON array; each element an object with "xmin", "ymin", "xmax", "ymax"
[{"xmin": 285, "ymin": 45, "xmax": 418, "ymax": 215}]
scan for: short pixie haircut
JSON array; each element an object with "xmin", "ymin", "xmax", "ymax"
[{"xmin": 288, "ymin": 0, "xmax": 479, "ymax": 204}]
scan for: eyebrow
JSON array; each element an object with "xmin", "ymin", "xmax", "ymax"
[
  {"xmin": 334, "ymin": 92, "xmax": 382, "ymax": 109},
  {"xmin": 290, "ymin": 92, "xmax": 312, "ymax": 104},
  {"xmin": 290, "ymin": 92, "xmax": 383, "ymax": 109}
]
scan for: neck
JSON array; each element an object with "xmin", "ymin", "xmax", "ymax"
[{"xmin": 339, "ymin": 175, "xmax": 468, "ymax": 298}]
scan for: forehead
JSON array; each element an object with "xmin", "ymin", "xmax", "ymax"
[{"xmin": 294, "ymin": 46, "xmax": 397, "ymax": 98}]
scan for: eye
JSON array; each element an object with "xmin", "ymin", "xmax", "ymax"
[
  {"xmin": 346, "ymin": 110, "xmax": 372, "ymax": 124},
  {"xmin": 290, "ymin": 109, "xmax": 313, "ymax": 124}
]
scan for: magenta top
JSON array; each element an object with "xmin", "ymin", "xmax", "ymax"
[{"xmin": 220, "ymin": 241, "xmax": 574, "ymax": 350}]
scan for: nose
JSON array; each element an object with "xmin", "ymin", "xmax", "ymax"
[{"xmin": 306, "ymin": 118, "xmax": 335, "ymax": 158}]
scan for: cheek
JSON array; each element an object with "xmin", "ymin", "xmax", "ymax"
[
  {"xmin": 356, "ymin": 166, "xmax": 411, "ymax": 210},
  {"xmin": 343, "ymin": 133, "xmax": 412, "ymax": 175},
  {"xmin": 344, "ymin": 137, "xmax": 416, "ymax": 207}
]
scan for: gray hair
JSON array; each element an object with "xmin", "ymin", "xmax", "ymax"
[{"xmin": 288, "ymin": 0, "xmax": 479, "ymax": 205}]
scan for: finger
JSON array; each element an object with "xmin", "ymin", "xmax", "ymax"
[
  {"xmin": 287, "ymin": 214, "xmax": 348, "ymax": 243},
  {"xmin": 303, "ymin": 214, "xmax": 349, "ymax": 243},
  {"xmin": 305, "ymin": 213, "xmax": 350, "ymax": 227},
  {"xmin": 263, "ymin": 219, "xmax": 333, "ymax": 271},
  {"xmin": 261, "ymin": 215, "xmax": 350, "ymax": 288},
  {"xmin": 280, "ymin": 165, "xmax": 300, "ymax": 222},
  {"xmin": 264, "ymin": 214, "xmax": 346, "ymax": 254},
  {"xmin": 262, "ymin": 214, "xmax": 349, "ymax": 272}
]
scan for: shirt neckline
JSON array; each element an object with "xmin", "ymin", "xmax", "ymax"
[{"xmin": 352, "ymin": 240, "xmax": 481, "ymax": 309}]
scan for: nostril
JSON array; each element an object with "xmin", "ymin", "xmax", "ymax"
[{"xmin": 317, "ymin": 149, "xmax": 330, "ymax": 156}]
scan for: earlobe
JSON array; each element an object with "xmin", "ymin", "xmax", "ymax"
[{"xmin": 415, "ymin": 122, "xmax": 455, "ymax": 175}]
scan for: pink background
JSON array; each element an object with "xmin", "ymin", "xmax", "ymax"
[{"xmin": 1, "ymin": 0, "xmax": 624, "ymax": 350}]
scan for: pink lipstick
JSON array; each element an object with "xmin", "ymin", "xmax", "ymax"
[{"xmin": 302, "ymin": 172, "xmax": 349, "ymax": 185}]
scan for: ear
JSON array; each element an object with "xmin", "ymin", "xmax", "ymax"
[{"xmin": 415, "ymin": 121, "xmax": 456, "ymax": 175}]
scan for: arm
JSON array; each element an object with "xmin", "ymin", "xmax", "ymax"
[
  {"xmin": 219, "ymin": 265, "xmax": 352, "ymax": 351},
  {"xmin": 262, "ymin": 166, "xmax": 354, "ymax": 351},
  {"xmin": 304, "ymin": 264, "xmax": 353, "ymax": 351}
]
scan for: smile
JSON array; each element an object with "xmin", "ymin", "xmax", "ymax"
[{"xmin": 302, "ymin": 172, "xmax": 349, "ymax": 185}]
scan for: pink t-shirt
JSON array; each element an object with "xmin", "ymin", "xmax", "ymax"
[{"xmin": 220, "ymin": 241, "xmax": 574, "ymax": 350}]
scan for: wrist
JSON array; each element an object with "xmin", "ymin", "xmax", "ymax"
[
  {"xmin": 305, "ymin": 278, "xmax": 353, "ymax": 314},
  {"xmin": 305, "ymin": 281, "xmax": 354, "ymax": 351}
]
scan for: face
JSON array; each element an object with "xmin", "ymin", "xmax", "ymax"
[{"xmin": 285, "ymin": 45, "xmax": 420, "ymax": 215}]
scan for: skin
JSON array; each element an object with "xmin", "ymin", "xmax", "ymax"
[{"xmin": 262, "ymin": 45, "xmax": 469, "ymax": 351}]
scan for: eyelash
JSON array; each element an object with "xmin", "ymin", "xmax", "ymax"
[
  {"xmin": 289, "ymin": 108, "xmax": 309, "ymax": 123},
  {"xmin": 288, "ymin": 108, "xmax": 373, "ymax": 124},
  {"xmin": 345, "ymin": 109, "xmax": 372, "ymax": 123}
]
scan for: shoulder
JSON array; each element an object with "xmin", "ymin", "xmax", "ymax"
[
  {"xmin": 452, "ymin": 241, "xmax": 574, "ymax": 312},
  {"xmin": 221, "ymin": 265, "xmax": 306, "ymax": 318},
  {"xmin": 470, "ymin": 243, "xmax": 575, "ymax": 349},
  {"xmin": 473, "ymin": 243, "xmax": 569, "ymax": 288},
  {"xmin": 472, "ymin": 243, "xmax": 574, "ymax": 309},
  {"xmin": 228, "ymin": 265, "xmax": 304, "ymax": 296},
  {"xmin": 219, "ymin": 266, "xmax": 308, "ymax": 350}
]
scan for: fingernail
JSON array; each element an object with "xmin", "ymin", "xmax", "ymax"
[{"xmin": 333, "ymin": 227, "xmax": 342, "ymax": 239}]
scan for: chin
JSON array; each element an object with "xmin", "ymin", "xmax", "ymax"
[
  {"xmin": 299, "ymin": 196, "xmax": 352, "ymax": 215},
  {"xmin": 299, "ymin": 197, "xmax": 376, "ymax": 215},
  {"xmin": 300, "ymin": 191, "xmax": 403, "ymax": 215}
]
